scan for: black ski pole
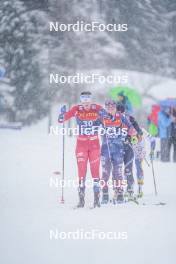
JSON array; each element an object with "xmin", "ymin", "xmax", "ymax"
[
  {"xmin": 144, "ymin": 157, "xmax": 150, "ymax": 167},
  {"xmin": 150, "ymin": 155, "xmax": 157, "ymax": 196},
  {"xmin": 60, "ymin": 122, "xmax": 65, "ymax": 203}
]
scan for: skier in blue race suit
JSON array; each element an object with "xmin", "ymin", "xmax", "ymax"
[
  {"xmin": 116, "ymin": 103, "xmax": 143, "ymax": 199},
  {"xmin": 100, "ymin": 99, "xmax": 132, "ymax": 204}
]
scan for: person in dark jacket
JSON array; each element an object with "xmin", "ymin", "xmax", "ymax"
[
  {"xmin": 117, "ymin": 92, "xmax": 133, "ymax": 115},
  {"xmin": 168, "ymin": 107, "xmax": 176, "ymax": 162},
  {"xmin": 158, "ymin": 106, "xmax": 173, "ymax": 162}
]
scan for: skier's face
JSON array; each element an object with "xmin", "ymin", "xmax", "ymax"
[
  {"xmin": 118, "ymin": 95, "xmax": 124, "ymax": 102},
  {"xmin": 80, "ymin": 94, "xmax": 92, "ymax": 109},
  {"xmin": 82, "ymin": 102, "xmax": 91, "ymax": 110},
  {"xmin": 105, "ymin": 103, "xmax": 116, "ymax": 115}
]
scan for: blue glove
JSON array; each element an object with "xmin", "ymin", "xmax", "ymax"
[
  {"xmin": 99, "ymin": 108, "xmax": 107, "ymax": 118},
  {"xmin": 58, "ymin": 105, "xmax": 66, "ymax": 122},
  {"xmin": 58, "ymin": 114, "xmax": 64, "ymax": 122},
  {"xmin": 60, "ymin": 105, "xmax": 66, "ymax": 114}
]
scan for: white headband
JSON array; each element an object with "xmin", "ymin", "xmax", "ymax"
[{"xmin": 80, "ymin": 95, "xmax": 91, "ymax": 103}]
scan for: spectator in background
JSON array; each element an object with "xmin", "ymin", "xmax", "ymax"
[
  {"xmin": 168, "ymin": 107, "xmax": 176, "ymax": 162},
  {"xmin": 158, "ymin": 106, "xmax": 173, "ymax": 162},
  {"xmin": 117, "ymin": 92, "xmax": 133, "ymax": 115}
]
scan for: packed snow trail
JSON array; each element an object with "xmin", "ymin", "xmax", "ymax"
[{"xmin": 0, "ymin": 121, "xmax": 176, "ymax": 264}]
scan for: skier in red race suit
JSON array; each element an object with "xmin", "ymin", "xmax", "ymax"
[{"xmin": 58, "ymin": 91, "xmax": 107, "ymax": 208}]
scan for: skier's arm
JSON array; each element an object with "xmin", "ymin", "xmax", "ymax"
[
  {"xmin": 121, "ymin": 114, "xmax": 133, "ymax": 128},
  {"xmin": 58, "ymin": 105, "xmax": 77, "ymax": 123},
  {"xmin": 129, "ymin": 115, "xmax": 143, "ymax": 136}
]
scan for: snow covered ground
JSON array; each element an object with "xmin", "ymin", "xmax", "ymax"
[{"xmin": 1, "ymin": 120, "xmax": 176, "ymax": 264}]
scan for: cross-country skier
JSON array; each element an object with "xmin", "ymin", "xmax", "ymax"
[
  {"xmin": 116, "ymin": 103, "xmax": 143, "ymax": 200},
  {"xmin": 100, "ymin": 99, "xmax": 132, "ymax": 204},
  {"xmin": 131, "ymin": 128, "xmax": 157, "ymax": 197},
  {"xmin": 129, "ymin": 128, "xmax": 146, "ymax": 198},
  {"xmin": 58, "ymin": 91, "xmax": 108, "ymax": 208}
]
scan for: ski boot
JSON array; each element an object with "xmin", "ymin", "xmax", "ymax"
[
  {"xmin": 113, "ymin": 188, "xmax": 124, "ymax": 204},
  {"xmin": 127, "ymin": 189, "xmax": 134, "ymax": 201},
  {"xmin": 76, "ymin": 180, "xmax": 85, "ymax": 208},
  {"xmin": 112, "ymin": 189, "xmax": 118, "ymax": 205},
  {"xmin": 137, "ymin": 184, "xmax": 143, "ymax": 198},
  {"xmin": 116, "ymin": 190, "xmax": 124, "ymax": 204},
  {"xmin": 77, "ymin": 188, "xmax": 85, "ymax": 208},
  {"xmin": 93, "ymin": 180, "xmax": 100, "ymax": 208},
  {"xmin": 101, "ymin": 187, "xmax": 109, "ymax": 204},
  {"xmin": 124, "ymin": 186, "xmax": 138, "ymax": 204},
  {"xmin": 124, "ymin": 186, "xmax": 134, "ymax": 202}
]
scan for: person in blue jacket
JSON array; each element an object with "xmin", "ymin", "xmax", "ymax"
[{"xmin": 158, "ymin": 106, "xmax": 173, "ymax": 162}]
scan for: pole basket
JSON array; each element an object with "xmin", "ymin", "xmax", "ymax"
[{"xmin": 60, "ymin": 198, "xmax": 65, "ymax": 204}]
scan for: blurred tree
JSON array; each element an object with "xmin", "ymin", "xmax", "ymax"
[
  {"xmin": 101, "ymin": 0, "xmax": 175, "ymax": 78},
  {"xmin": 48, "ymin": 0, "xmax": 125, "ymax": 105},
  {"xmin": 0, "ymin": 0, "xmax": 51, "ymax": 125},
  {"xmin": 20, "ymin": 0, "xmax": 49, "ymax": 11},
  {"xmin": 1, "ymin": 0, "xmax": 175, "ymax": 126}
]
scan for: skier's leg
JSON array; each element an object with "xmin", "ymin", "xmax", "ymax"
[
  {"xmin": 135, "ymin": 158, "xmax": 144, "ymax": 184},
  {"xmin": 89, "ymin": 138, "xmax": 101, "ymax": 207},
  {"xmin": 75, "ymin": 140, "xmax": 88, "ymax": 207},
  {"xmin": 124, "ymin": 143, "xmax": 134, "ymax": 194},
  {"xmin": 77, "ymin": 178, "xmax": 86, "ymax": 207},
  {"xmin": 76, "ymin": 139, "xmax": 89, "ymax": 180},
  {"xmin": 112, "ymin": 143, "xmax": 124, "ymax": 203},
  {"xmin": 135, "ymin": 158, "xmax": 144, "ymax": 197},
  {"xmin": 101, "ymin": 144, "xmax": 111, "ymax": 203},
  {"xmin": 112, "ymin": 162, "xmax": 124, "ymax": 203},
  {"xmin": 89, "ymin": 139, "xmax": 100, "ymax": 179}
]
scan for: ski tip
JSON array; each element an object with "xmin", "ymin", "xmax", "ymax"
[
  {"xmin": 53, "ymin": 171, "xmax": 61, "ymax": 175},
  {"xmin": 89, "ymin": 204, "xmax": 101, "ymax": 209},
  {"xmin": 142, "ymin": 202, "xmax": 166, "ymax": 206},
  {"xmin": 155, "ymin": 202, "xmax": 166, "ymax": 206}
]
